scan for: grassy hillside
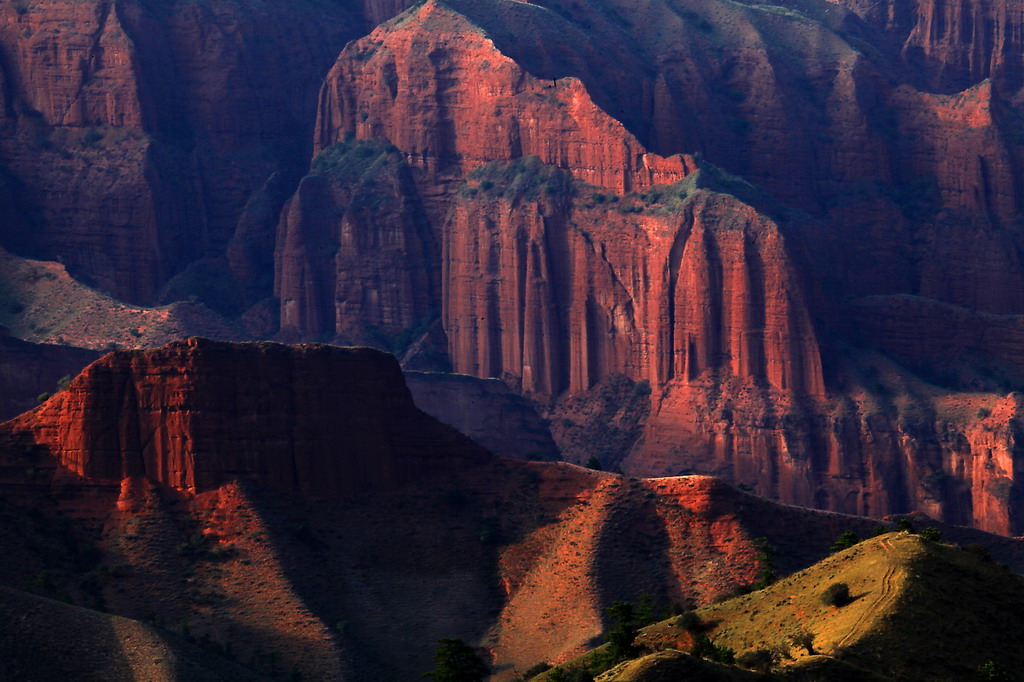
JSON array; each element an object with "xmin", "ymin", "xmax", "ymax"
[{"xmin": 538, "ymin": 533, "xmax": 1024, "ymax": 681}]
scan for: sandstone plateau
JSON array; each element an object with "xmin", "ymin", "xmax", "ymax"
[{"xmin": 2, "ymin": 340, "xmax": 1022, "ymax": 680}]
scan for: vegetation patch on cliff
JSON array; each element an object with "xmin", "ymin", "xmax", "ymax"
[{"xmin": 462, "ymin": 156, "xmax": 576, "ymax": 200}]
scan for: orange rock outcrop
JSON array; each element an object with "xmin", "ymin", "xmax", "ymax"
[{"xmin": 0, "ymin": 338, "xmax": 489, "ymax": 497}]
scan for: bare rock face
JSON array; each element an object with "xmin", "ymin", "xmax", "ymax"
[
  {"xmin": 5, "ymin": 0, "xmax": 1024, "ymax": 537},
  {"xmin": 404, "ymin": 370, "xmax": 560, "ymax": 461},
  {"xmin": 623, "ymin": 352, "xmax": 1024, "ymax": 537},
  {"xmin": 837, "ymin": 0, "xmax": 1024, "ymax": 95},
  {"xmin": 440, "ymin": 162, "xmax": 823, "ymax": 400},
  {"xmin": 274, "ymin": 140, "xmax": 438, "ymax": 344},
  {"xmin": 314, "ymin": 0, "xmax": 694, "ymax": 194},
  {"xmin": 0, "ymin": 0, "xmax": 379, "ymax": 305},
  {"xmin": 0, "ymin": 338, "xmax": 489, "ymax": 497},
  {"xmin": 286, "ymin": 0, "xmax": 1024, "ymax": 535}
]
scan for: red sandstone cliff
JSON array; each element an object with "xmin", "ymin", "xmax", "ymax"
[
  {"xmin": 0, "ymin": 0, "xmax": 391, "ymax": 305},
  {"xmin": 314, "ymin": 0, "xmax": 694, "ymax": 194},
  {"xmin": 283, "ymin": 0, "xmax": 1024, "ymax": 536},
  {"xmin": 4, "ymin": 0, "xmax": 1024, "ymax": 539},
  {"xmin": 441, "ymin": 163, "xmax": 823, "ymax": 399},
  {"xmin": 274, "ymin": 140, "xmax": 438, "ymax": 343},
  {"xmin": 0, "ymin": 338, "xmax": 489, "ymax": 497},
  {"xmin": 1, "ymin": 340, "xmax": 1023, "ymax": 678},
  {"xmin": 837, "ymin": 0, "xmax": 1024, "ymax": 95}
]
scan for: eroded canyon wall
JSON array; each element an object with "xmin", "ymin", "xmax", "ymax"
[{"xmin": 0, "ymin": 338, "xmax": 489, "ymax": 497}]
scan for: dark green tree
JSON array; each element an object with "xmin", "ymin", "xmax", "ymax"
[
  {"xmin": 895, "ymin": 518, "xmax": 917, "ymax": 534},
  {"xmin": 514, "ymin": 662, "xmax": 552, "ymax": 681},
  {"xmin": 830, "ymin": 530, "xmax": 860, "ymax": 552},
  {"xmin": 751, "ymin": 537, "xmax": 777, "ymax": 589},
  {"xmin": 605, "ymin": 601, "xmax": 641, "ymax": 661},
  {"xmin": 690, "ymin": 635, "xmax": 735, "ymax": 664},
  {"xmin": 920, "ymin": 527, "xmax": 942, "ymax": 543},
  {"xmin": 547, "ymin": 666, "xmax": 594, "ymax": 682},
  {"xmin": 423, "ymin": 638, "xmax": 489, "ymax": 682},
  {"xmin": 977, "ymin": 660, "xmax": 1010, "ymax": 681},
  {"xmin": 585, "ymin": 456, "xmax": 603, "ymax": 471}
]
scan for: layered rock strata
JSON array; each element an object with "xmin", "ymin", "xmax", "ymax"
[{"xmin": 0, "ymin": 338, "xmax": 489, "ymax": 497}]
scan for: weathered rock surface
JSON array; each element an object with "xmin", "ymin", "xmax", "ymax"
[
  {"xmin": 0, "ymin": 0, "xmax": 386, "ymax": 305},
  {"xmin": 288, "ymin": 0, "xmax": 1024, "ymax": 535},
  {"xmin": 314, "ymin": 0, "xmax": 694, "ymax": 194},
  {"xmin": 441, "ymin": 163, "xmax": 823, "ymax": 399},
  {"xmin": 2, "ymin": 340, "xmax": 1024, "ymax": 678},
  {"xmin": 0, "ymin": 246, "xmax": 246, "ymax": 351},
  {"xmin": 274, "ymin": 140, "xmax": 438, "ymax": 344},
  {"xmin": 5, "ymin": 0, "xmax": 1024, "ymax": 539},
  {"xmin": 837, "ymin": 0, "xmax": 1024, "ymax": 95},
  {"xmin": 405, "ymin": 370, "xmax": 560, "ymax": 461},
  {"xmin": 0, "ymin": 334, "xmax": 98, "ymax": 422},
  {"xmin": 0, "ymin": 338, "xmax": 489, "ymax": 497}
]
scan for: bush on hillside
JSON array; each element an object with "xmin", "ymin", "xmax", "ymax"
[
  {"xmin": 674, "ymin": 610, "xmax": 703, "ymax": 633},
  {"xmin": 752, "ymin": 537, "xmax": 778, "ymax": 589},
  {"xmin": 690, "ymin": 635, "xmax": 735, "ymax": 664},
  {"xmin": 423, "ymin": 638, "xmax": 489, "ymax": 682},
  {"xmin": 736, "ymin": 645, "xmax": 789, "ymax": 674},
  {"xmin": 547, "ymin": 666, "xmax": 594, "ymax": 682},
  {"xmin": 789, "ymin": 628, "xmax": 816, "ymax": 655},
  {"xmin": 822, "ymin": 582, "xmax": 851, "ymax": 607},
  {"xmin": 977, "ymin": 660, "xmax": 1010, "ymax": 681},
  {"xmin": 830, "ymin": 530, "xmax": 860, "ymax": 552},
  {"xmin": 605, "ymin": 601, "xmax": 642, "ymax": 661},
  {"xmin": 895, "ymin": 518, "xmax": 917, "ymax": 534},
  {"xmin": 514, "ymin": 662, "xmax": 551, "ymax": 681}
]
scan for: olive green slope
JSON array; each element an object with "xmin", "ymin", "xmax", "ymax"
[{"xmin": 543, "ymin": 533, "xmax": 1024, "ymax": 681}]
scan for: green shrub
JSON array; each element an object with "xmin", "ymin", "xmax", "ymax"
[
  {"xmin": 690, "ymin": 635, "xmax": 734, "ymax": 664},
  {"xmin": 547, "ymin": 666, "xmax": 593, "ymax": 682},
  {"xmin": 751, "ymin": 537, "xmax": 777, "ymax": 589},
  {"xmin": 895, "ymin": 518, "xmax": 917, "ymax": 534},
  {"xmin": 822, "ymin": 582, "xmax": 851, "ymax": 607},
  {"xmin": 920, "ymin": 527, "xmax": 942, "ymax": 543},
  {"xmin": 977, "ymin": 660, "xmax": 1009, "ymax": 681},
  {"xmin": 81, "ymin": 129, "xmax": 104, "ymax": 147},
  {"xmin": 789, "ymin": 628, "xmax": 815, "ymax": 655},
  {"xmin": 737, "ymin": 645, "xmax": 788, "ymax": 674},
  {"xmin": 830, "ymin": 530, "xmax": 860, "ymax": 553},
  {"xmin": 605, "ymin": 601, "xmax": 642, "ymax": 662},
  {"xmin": 514, "ymin": 662, "xmax": 552, "ymax": 681},
  {"xmin": 674, "ymin": 610, "xmax": 702, "ymax": 633},
  {"xmin": 631, "ymin": 380, "xmax": 652, "ymax": 397},
  {"xmin": 423, "ymin": 638, "xmax": 489, "ymax": 681}
]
